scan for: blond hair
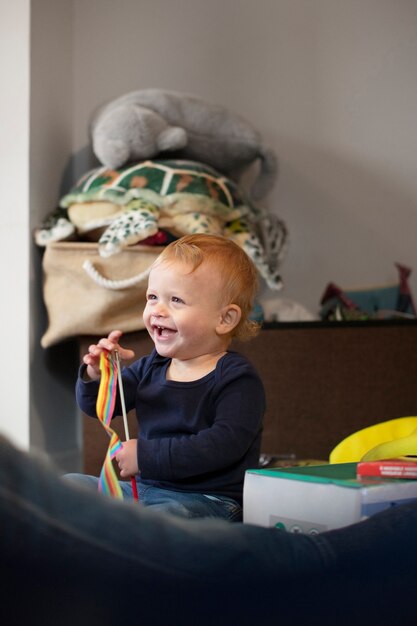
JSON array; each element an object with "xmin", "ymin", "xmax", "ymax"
[{"xmin": 153, "ymin": 234, "xmax": 260, "ymax": 341}]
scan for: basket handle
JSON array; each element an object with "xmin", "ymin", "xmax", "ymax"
[{"xmin": 82, "ymin": 259, "xmax": 151, "ymax": 291}]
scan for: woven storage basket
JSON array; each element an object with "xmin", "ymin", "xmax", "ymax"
[{"xmin": 41, "ymin": 242, "xmax": 162, "ymax": 347}]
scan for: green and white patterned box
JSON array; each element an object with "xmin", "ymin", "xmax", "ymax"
[{"xmin": 243, "ymin": 463, "xmax": 417, "ymax": 533}]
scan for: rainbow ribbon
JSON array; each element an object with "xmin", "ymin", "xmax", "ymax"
[{"xmin": 96, "ymin": 351, "xmax": 123, "ymax": 499}]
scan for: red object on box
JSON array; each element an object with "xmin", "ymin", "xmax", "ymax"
[{"xmin": 357, "ymin": 459, "xmax": 417, "ymax": 479}]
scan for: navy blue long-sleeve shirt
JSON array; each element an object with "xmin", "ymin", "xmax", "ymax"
[{"xmin": 76, "ymin": 349, "xmax": 265, "ymax": 503}]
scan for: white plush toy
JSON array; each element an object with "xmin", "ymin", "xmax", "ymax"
[{"xmin": 90, "ymin": 89, "xmax": 278, "ymax": 201}]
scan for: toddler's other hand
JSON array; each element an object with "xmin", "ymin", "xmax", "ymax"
[{"xmin": 82, "ymin": 330, "xmax": 135, "ymax": 380}]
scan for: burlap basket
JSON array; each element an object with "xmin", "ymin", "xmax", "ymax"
[{"xmin": 41, "ymin": 242, "xmax": 162, "ymax": 348}]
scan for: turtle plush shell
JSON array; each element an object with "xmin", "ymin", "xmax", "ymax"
[
  {"xmin": 64, "ymin": 159, "xmax": 242, "ymax": 204},
  {"xmin": 60, "ymin": 159, "xmax": 257, "ymax": 221}
]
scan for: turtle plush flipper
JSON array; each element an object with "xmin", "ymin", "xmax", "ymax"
[
  {"xmin": 225, "ymin": 219, "xmax": 284, "ymax": 291},
  {"xmin": 34, "ymin": 207, "xmax": 75, "ymax": 246},
  {"xmin": 98, "ymin": 200, "xmax": 160, "ymax": 257}
]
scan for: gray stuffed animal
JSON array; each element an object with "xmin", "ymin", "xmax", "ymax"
[{"xmin": 90, "ymin": 89, "xmax": 277, "ymax": 200}]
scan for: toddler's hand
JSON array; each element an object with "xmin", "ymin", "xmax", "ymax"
[
  {"xmin": 116, "ymin": 439, "xmax": 139, "ymax": 478},
  {"xmin": 82, "ymin": 330, "xmax": 135, "ymax": 380}
]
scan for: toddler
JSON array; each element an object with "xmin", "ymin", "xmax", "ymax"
[{"xmin": 72, "ymin": 233, "xmax": 265, "ymax": 520}]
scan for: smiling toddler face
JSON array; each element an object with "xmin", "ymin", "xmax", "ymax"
[{"xmin": 143, "ymin": 259, "xmax": 228, "ymax": 361}]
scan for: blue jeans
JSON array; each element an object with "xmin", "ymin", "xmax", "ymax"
[
  {"xmin": 1, "ymin": 434, "xmax": 417, "ymax": 625},
  {"xmin": 64, "ymin": 473, "xmax": 242, "ymax": 521}
]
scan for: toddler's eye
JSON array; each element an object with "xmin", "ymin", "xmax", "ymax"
[
  {"xmin": 171, "ymin": 296, "xmax": 184, "ymax": 304},
  {"xmin": 146, "ymin": 293, "xmax": 157, "ymax": 301}
]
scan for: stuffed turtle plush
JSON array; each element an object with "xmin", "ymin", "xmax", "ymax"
[{"xmin": 35, "ymin": 159, "xmax": 287, "ymax": 290}]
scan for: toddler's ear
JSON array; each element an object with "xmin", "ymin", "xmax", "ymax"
[{"xmin": 217, "ymin": 305, "xmax": 241, "ymax": 335}]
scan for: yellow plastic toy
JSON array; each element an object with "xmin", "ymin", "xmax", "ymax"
[{"xmin": 329, "ymin": 416, "xmax": 417, "ymax": 463}]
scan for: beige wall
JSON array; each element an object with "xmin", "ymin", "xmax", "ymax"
[
  {"xmin": 0, "ymin": 0, "xmax": 30, "ymax": 447},
  {"xmin": 71, "ymin": 0, "xmax": 417, "ymax": 311}
]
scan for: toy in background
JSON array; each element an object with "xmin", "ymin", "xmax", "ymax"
[
  {"xmin": 35, "ymin": 89, "xmax": 295, "ymax": 340},
  {"xmin": 320, "ymin": 263, "xmax": 416, "ymax": 321},
  {"xmin": 89, "ymin": 88, "xmax": 278, "ymax": 202},
  {"xmin": 35, "ymin": 159, "xmax": 287, "ymax": 291}
]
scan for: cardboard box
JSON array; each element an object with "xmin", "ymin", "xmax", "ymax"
[{"xmin": 243, "ymin": 462, "xmax": 417, "ymax": 533}]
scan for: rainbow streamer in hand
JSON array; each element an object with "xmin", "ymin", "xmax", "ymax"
[{"xmin": 96, "ymin": 351, "xmax": 123, "ymax": 499}]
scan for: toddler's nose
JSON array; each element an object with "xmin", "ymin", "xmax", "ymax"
[{"xmin": 153, "ymin": 302, "xmax": 168, "ymax": 317}]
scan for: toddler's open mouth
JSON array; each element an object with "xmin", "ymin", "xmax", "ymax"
[{"xmin": 154, "ymin": 324, "xmax": 176, "ymax": 338}]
